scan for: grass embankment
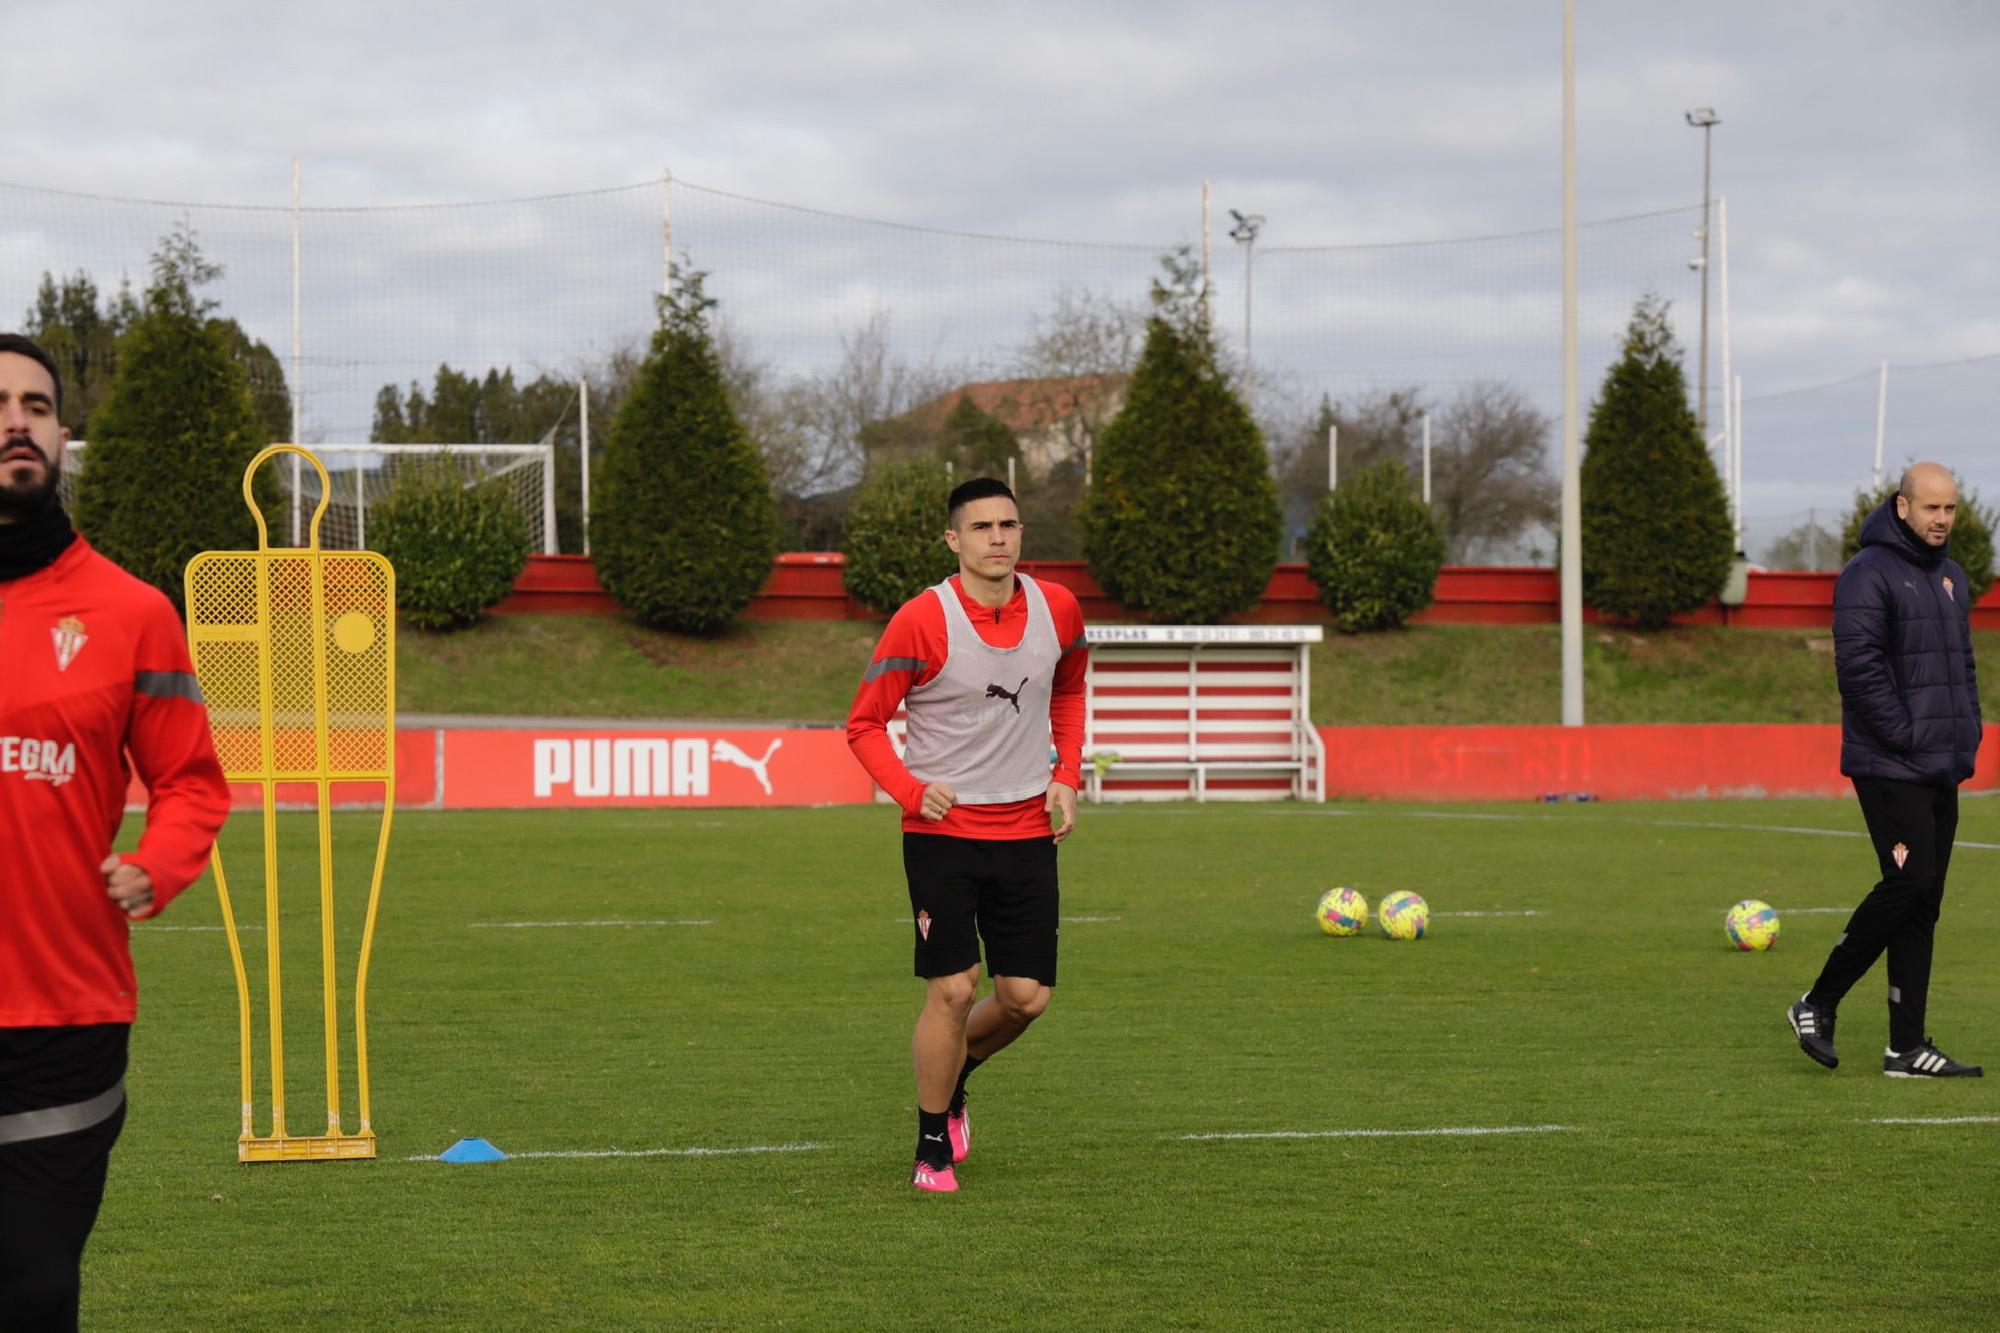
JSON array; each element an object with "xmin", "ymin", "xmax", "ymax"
[{"xmin": 397, "ymin": 615, "xmax": 2000, "ymax": 725}]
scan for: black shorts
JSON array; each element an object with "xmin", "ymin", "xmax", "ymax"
[
  {"xmin": 903, "ymin": 832, "xmax": 1059, "ymax": 985},
  {"xmin": 0, "ymin": 1024, "xmax": 129, "ymax": 1206}
]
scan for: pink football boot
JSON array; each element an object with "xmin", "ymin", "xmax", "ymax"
[{"xmin": 947, "ymin": 1106, "xmax": 971, "ymax": 1164}]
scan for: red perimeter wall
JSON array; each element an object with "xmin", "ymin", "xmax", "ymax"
[
  {"xmin": 493, "ymin": 555, "xmax": 2000, "ymax": 629},
  {"xmin": 131, "ymin": 723, "xmax": 2000, "ymax": 809}
]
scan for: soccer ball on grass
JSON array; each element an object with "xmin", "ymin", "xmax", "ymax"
[
  {"xmin": 1315, "ymin": 887, "xmax": 1368, "ymax": 936},
  {"xmin": 1724, "ymin": 899, "xmax": 1780, "ymax": 951},
  {"xmin": 1378, "ymin": 890, "xmax": 1429, "ymax": 940}
]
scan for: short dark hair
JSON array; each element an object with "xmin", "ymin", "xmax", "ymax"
[
  {"xmin": 0, "ymin": 333, "xmax": 61, "ymax": 416},
  {"xmin": 947, "ymin": 476, "xmax": 1017, "ymax": 526}
]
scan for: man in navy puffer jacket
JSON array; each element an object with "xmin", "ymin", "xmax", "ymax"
[{"xmin": 1789, "ymin": 462, "xmax": 1984, "ymax": 1077}]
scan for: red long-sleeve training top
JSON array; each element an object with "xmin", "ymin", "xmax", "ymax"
[
  {"xmin": 847, "ymin": 574, "xmax": 1088, "ymax": 838},
  {"xmin": 1, "ymin": 538, "xmax": 231, "ymax": 1027}
]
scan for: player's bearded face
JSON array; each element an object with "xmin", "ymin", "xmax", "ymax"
[{"xmin": 0, "ymin": 436, "xmax": 60, "ymax": 515}]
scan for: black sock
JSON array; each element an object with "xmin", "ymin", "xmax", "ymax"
[
  {"xmin": 917, "ymin": 1109, "xmax": 951, "ymax": 1167},
  {"xmin": 948, "ymin": 1055, "xmax": 984, "ymax": 1114}
]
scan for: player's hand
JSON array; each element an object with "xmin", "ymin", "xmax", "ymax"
[
  {"xmin": 1046, "ymin": 781, "xmax": 1077, "ymax": 845},
  {"xmin": 102, "ymin": 854, "xmax": 156, "ymax": 919},
  {"xmin": 917, "ymin": 782, "xmax": 958, "ymax": 823}
]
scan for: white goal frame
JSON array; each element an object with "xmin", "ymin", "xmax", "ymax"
[{"xmin": 61, "ymin": 441, "xmax": 559, "ymax": 554}]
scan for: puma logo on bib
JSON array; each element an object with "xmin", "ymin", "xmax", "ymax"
[{"xmin": 985, "ymin": 677, "xmax": 1028, "ymax": 714}]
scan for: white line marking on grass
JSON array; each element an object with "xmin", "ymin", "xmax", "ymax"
[
  {"xmin": 1865, "ymin": 1116, "xmax": 2000, "ymax": 1127},
  {"xmin": 1775, "ymin": 907, "xmax": 1852, "ymax": 915},
  {"xmin": 405, "ymin": 1142, "xmax": 827, "ymax": 1161},
  {"xmin": 1405, "ymin": 811, "xmax": 1532, "ymax": 822},
  {"xmin": 1433, "ymin": 909, "xmax": 1548, "ymax": 918},
  {"xmin": 1252, "ymin": 806, "xmax": 2000, "ymax": 853},
  {"xmin": 886, "ymin": 915, "xmax": 1123, "ymax": 924},
  {"xmin": 469, "ymin": 919, "xmax": 715, "ymax": 929},
  {"xmin": 134, "ymin": 924, "xmax": 263, "ymax": 933},
  {"xmin": 1179, "ymin": 1124, "xmax": 1578, "ymax": 1142}
]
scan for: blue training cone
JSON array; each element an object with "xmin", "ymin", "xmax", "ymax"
[{"xmin": 438, "ymin": 1137, "xmax": 508, "ymax": 1164}]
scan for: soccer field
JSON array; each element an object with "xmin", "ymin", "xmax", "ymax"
[{"xmin": 97, "ymin": 799, "xmax": 1999, "ymax": 1329}]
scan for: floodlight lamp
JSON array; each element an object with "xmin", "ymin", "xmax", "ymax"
[
  {"xmin": 1228, "ymin": 210, "xmax": 1265, "ymax": 244},
  {"xmin": 1685, "ymin": 107, "xmax": 1720, "ymax": 127}
]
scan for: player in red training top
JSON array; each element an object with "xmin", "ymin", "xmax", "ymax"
[
  {"xmin": 847, "ymin": 476, "xmax": 1088, "ymax": 1193},
  {"xmin": 0, "ymin": 334, "xmax": 230, "ymax": 1328}
]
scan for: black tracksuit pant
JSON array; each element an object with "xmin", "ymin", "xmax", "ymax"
[
  {"xmin": 1808, "ymin": 776, "xmax": 1958, "ymax": 1052},
  {"xmin": 0, "ymin": 1025, "xmax": 129, "ymax": 1333}
]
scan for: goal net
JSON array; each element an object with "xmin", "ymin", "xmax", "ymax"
[{"xmin": 58, "ymin": 442, "xmax": 558, "ymax": 554}]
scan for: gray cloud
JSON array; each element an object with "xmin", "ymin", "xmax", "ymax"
[{"xmin": 8, "ymin": 0, "xmax": 1997, "ymax": 534}]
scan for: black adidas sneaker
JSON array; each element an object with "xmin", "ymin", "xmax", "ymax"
[
  {"xmin": 1787, "ymin": 995, "xmax": 1838, "ymax": 1069},
  {"xmin": 1883, "ymin": 1040, "xmax": 1983, "ymax": 1079}
]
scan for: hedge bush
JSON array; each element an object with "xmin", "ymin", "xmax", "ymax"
[
  {"xmin": 74, "ymin": 227, "xmax": 275, "ymax": 609},
  {"xmin": 1840, "ymin": 479, "xmax": 1996, "ymax": 604},
  {"xmin": 1579, "ymin": 295, "xmax": 1733, "ymax": 629},
  {"xmin": 841, "ymin": 459, "xmax": 957, "ymax": 614},
  {"xmin": 1305, "ymin": 462, "xmax": 1448, "ymax": 632},
  {"xmin": 1079, "ymin": 250, "xmax": 1280, "ymax": 623},
  {"xmin": 592, "ymin": 270, "xmax": 779, "ymax": 633},
  {"xmin": 371, "ymin": 460, "xmax": 531, "ymax": 630}
]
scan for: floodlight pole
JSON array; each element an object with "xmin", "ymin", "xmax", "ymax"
[
  {"xmin": 1873, "ymin": 361, "xmax": 1890, "ymax": 488},
  {"xmin": 1421, "ymin": 414, "xmax": 1432, "ymax": 504},
  {"xmin": 1733, "ymin": 375, "xmax": 1744, "ymax": 547},
  {"xmin": 1686, "ymin": 108, "xmax": 1720, "ymax": 435},
  {"xmin": 1560, "ymin": 0, "xmax": 1584, "ymax": 727},
  {"xmin": 1717, "ymin": 194, "xmax": 1733, "ymax": 524},
  {"xmin": 1327, "ymin": 424, "xmax": 1337, "ymax": 492},
  {"xmin": 1201, "ymin": 179, "xmax": 1213, "ymax": 330},
  {"xmin": 662, "ymin": 168, "xmax": 673, "ymax": 299},
  {"xmin": 1228, "ymin": 209, "xmax": 1264, "ymax": 380}
]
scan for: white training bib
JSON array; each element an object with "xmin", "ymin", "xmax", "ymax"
[{"xmin": 904, "ymin": 573, "xmax": 1060, "ymax": 805}]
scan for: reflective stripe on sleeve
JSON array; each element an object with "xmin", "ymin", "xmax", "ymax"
[
  {"xmin": 862, "ymin": 656, "xmax": 926, "ymax": 684},
  {"xmin": 134, "ymin": 671, "xmax": 205, "ymax": 702}
]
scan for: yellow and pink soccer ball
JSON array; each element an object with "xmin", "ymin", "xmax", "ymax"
[
  {"xmin": 1725, "ymin": 899, "xmax": 1780, "ymax": 951},
  {"xmin": 1377, "ymin": 890, "xmax": 1429, "ymax": 940},
  {"xmin": 1315, "ymin": 887, "xmax": 1368, "ymax": 936}
]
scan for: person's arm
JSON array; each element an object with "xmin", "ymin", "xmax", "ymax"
[
  {"xmin": 117, "ymin": 600, "xmax": 231, "ymax": 919},
  {"xmin": 1962, "ymin": 578, "xmax": 1982, "ymax": 748},
  {"xmin": 847, "ymin": 599, "xmax": 945, "ymax": 817},
  {"xmin": 1042, "ymin": 588, "xmax": 1088, "ymax": 843},
  {"xmin": 1832, "ymin": 561, "xmax": 1913, "ymax": 753},
  {"xmin": 1048, "ymin": 591, "xmax": 1088, "ymax": 791}
]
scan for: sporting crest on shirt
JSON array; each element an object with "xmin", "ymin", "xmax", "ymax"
[
  {"xmin": 1942, "ymin": 576, "xmax": 1955, "ymax": 602},
  {"xmin": 916, "ymin": 910, "xmax": 932, "ymax": 941},
  {"xmin": 1893, "ymin": 842, "xmax": 1910, "ymax": 870},
  {"xmin": 51, "ymin": 614, "xmax": 87, "ymax": 672}
]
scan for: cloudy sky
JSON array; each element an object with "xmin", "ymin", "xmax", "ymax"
[{"xmin": 12, "ymin": 0, "xmax": 1998, "ymax": 540}]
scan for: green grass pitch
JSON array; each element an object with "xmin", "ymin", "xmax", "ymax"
[{"xmin": 94, "ymin": 799, "xmax": 1999, "ymax": 1328}]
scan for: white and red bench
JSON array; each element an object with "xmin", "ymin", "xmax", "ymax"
[{"xmin": 1080, "ymin": 625, "xmax": 1324, "ymax": 802}]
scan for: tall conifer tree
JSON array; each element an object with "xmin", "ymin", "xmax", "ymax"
[
  {"xmin": 592, "ymin": 270, "xmax": 779, "ymax": 632},
  {"xmin": 1080, "ymin": 251, "xmax": 1280, "ymax": 622},
  {"xmin": 1580, "ymin": 295, "xmax": 1733, "ymax": 628},
  {"xmin": 75, "ymin": 226, "xmax": 271, "ymax": 609}
]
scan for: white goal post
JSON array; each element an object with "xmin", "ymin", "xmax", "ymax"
[{"xmin": 59, "ymin": 442, "xmax": 559, "ymax": 555}]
